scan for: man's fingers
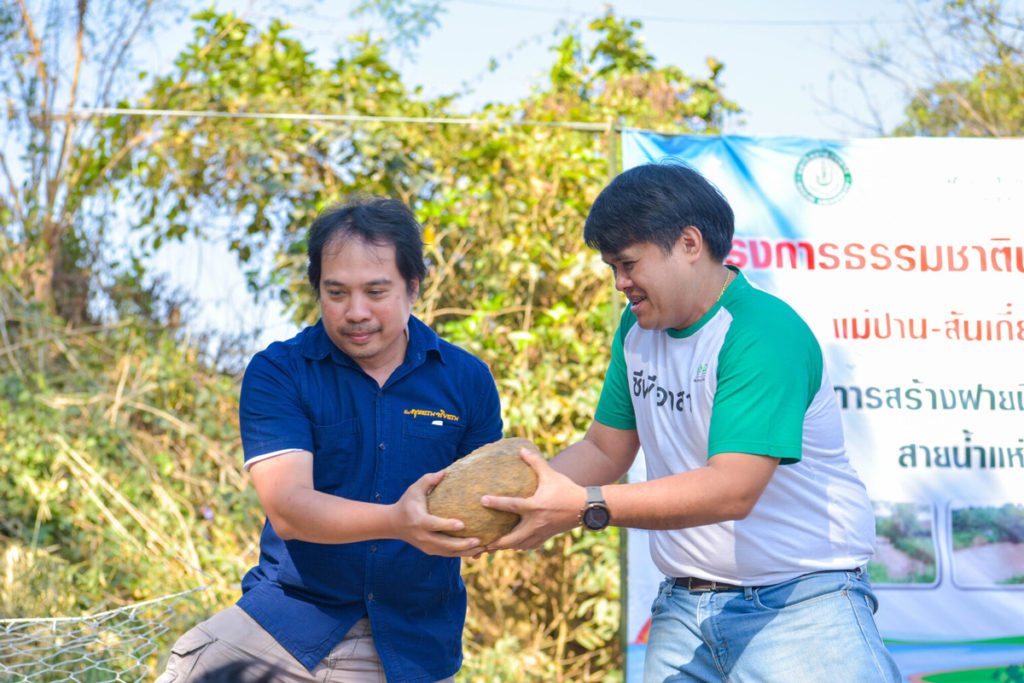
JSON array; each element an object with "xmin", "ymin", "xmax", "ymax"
[
  {"xmin": 483, "ymin": 514, "xmax": 544, "ymax": 551},
  {"xmin": 479, "ymin": 494, "xmax": 524, "ymax": 512},
  {"xmin": 418, "ymin": 469, "xmax": 446, "ymax": 489},
  {"xmin": 486, "ymin": 528, "xmax": 541, "ymax": 552},
  {"xmin": 486, "ymin": 529, "xmax": 519, "ymax": 549},
  {"xmin": 432, "ymin": 515, "xmax": 466, "ymax": 532},
  {"xmin": 519, "ymin": 447, "xmax": 549, "ymax": 473},
  {"xmin": 431, "ymin": 532, "xmax": 484, "ymax": 557}
]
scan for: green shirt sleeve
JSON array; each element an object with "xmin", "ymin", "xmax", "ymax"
[
  {"xmin": 708, "ymin": 297, "xmax": 823, "ymax": 464},
  {"xmin": 594, "ymin": 308, "xmax": 638, "ymax": 430}
]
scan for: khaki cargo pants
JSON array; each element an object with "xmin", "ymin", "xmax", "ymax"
[{"xmin": 155, "ymin": 606, "xmax": 455, "ymax": 683}]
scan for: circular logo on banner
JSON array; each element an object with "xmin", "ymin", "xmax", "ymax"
[{"xmin": 794, "ymin": 149, "xmax": 852, "ymax": 205}]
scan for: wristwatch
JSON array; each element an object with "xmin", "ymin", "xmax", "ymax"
[{"xmin": 580, "ymin": 486, "xmax": 611, "ymax": 531}]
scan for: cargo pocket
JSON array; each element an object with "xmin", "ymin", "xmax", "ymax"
[{"xmin": 154, "ymin": 626, "xmax": 217, "ymax": 683}]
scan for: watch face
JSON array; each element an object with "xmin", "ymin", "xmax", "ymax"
[{"xmin": 584, "ymin": 505, "xmax": 610, "ymax": 530}]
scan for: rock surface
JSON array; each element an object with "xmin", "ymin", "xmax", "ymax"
[{"xmin": 427, "ymin": 437, "xmax": 541, "ymax": 544}]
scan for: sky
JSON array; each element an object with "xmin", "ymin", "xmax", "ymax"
[
  {"xmin": 223, "ymin": 0, "xmax": 914, "ymax": 137},
  {"xmin": 154, "ymin": 0, "xmax": 921, "ymax": 350}
]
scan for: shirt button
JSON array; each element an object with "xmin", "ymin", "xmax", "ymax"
[
  {"xmin": 370, "ymin": 545, "xmax": 377, "ymax": 553},
  {"xmin": 378, "ymin": 442, "xmax": 385, "ymax": 450},
  {"xmin": 374, "ymin": 493, "xmax": 382, "ymax": 501},
  {"xmin": 367, "ymin": 593, "xmax": 374, "ymax": 601}
]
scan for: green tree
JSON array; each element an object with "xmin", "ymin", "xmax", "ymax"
[
  {"xmin": 0, "ymin": 0, "xmax": 173, "ymax": 321},
  {"xmin": 124, "ymin": 9, "xmax": 452, "ymax": 315},
  {"xmin": 351, "ymin": 0, "xmax": 446, "ymax": 50},
  {"xmin": 841, "ymin": 0, "xmax": 1024, "ymax": 136},
  {"xmin": 896, "ymin": 0, "xmax": 1024, "ymax": 135}
]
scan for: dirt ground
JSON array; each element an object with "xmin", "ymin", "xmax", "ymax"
[
  {"xmin": 873, "ymin": 537, "xmax": 932, "ymax": 581},
  {"xmin": 952, "ymin": 542, "xmax": 1024, "ymax": 585}
]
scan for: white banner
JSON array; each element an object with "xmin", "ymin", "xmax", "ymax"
[{"xmin": 620, "ymin": 132, "xmax": 1024, "ymax": 682}]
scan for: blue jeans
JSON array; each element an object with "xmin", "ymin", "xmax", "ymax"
[{"xmin": 643, "ymin": 568, "xmax": 902, "ymax": 682}]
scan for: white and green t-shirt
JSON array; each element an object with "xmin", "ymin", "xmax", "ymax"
[{"xmin": 595, "ymin": 268, "xmax": 876, "ymax": 585}]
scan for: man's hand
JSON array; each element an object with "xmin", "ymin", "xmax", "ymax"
[
  {"xmin": 392, "ymin": 470, "xmax": 487, "ymax": 557},
  {"xmin": 481, "ymin": 448, "xmax": 588, "ymax": 551}
]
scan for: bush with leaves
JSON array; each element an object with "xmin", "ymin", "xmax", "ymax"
[{"xmin": 0, "ymin": 256, "xmax": 257, "ymax": 677}]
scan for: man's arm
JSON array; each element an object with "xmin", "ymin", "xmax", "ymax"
[
  {"xmin": 597, "ymin": 451, "xmax": 778, "ymax": 530},
  {"xmin": 249, "ymin": 450, "xmax": 486, "ymax": 557},
  {"xmin": 483, "ymin": 429, "xmax": 778, "ymax": 550},
  {"xmin": 548, "ymin": 420, "xmax": 640, "ymax": 485}
]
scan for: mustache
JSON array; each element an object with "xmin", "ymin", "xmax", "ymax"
[{"xmin": 341, "ymin": 325, "xmax": 381, "ymax": 335}]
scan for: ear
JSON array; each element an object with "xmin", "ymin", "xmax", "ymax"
[
  {"xmin": 409, "ymin": 279, "xmax": 421, "ymax": 301},
  {"xmin": 677, "ymin": 226, "xmax": 704, "ymax": 263}
]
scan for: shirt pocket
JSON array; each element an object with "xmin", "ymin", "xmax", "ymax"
[
  {"xmin": 311, "ymin": 418, "xmax": 361, "ymax": 492},
  {"xmin": 401, "ymin": 417, "xmax": 466, "ymax": 473}
]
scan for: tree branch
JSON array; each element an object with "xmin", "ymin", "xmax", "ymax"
[
  {"xmin": 50, "ymin": 0, "xmax": 88, "ymax": 229},
  {"xmin": 0, "ymin": 151, "xmax": 27, "ymax": 232}
]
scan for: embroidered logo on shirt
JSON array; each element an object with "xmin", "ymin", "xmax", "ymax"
[
  {"xmin": 404, "ymin": 408, "xmax": 461, "ymax": 423},
  {"xmin": 694, "ymin": 363, "xmax": 709, "ymax": 382}
]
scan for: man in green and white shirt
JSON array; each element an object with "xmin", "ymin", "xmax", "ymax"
[
  {"xmin": 600, "ymin": 267, "xmax": 876, "ymax": 586},
  {"xmin": 485, "ymin": 162, "xmax": 902, "ymax": 682}
]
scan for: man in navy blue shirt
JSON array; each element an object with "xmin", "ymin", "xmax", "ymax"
[{"xmin": 157, "ymin": 197, "xmax": 503, "ymax": 683}]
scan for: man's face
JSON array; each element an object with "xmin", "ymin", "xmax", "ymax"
[
  {"xmin": 319, "ymin": 236, "xmax": 417, "ymax": 374},
  {"xmin": 602, "ymin": 237, "xmax": 697, "ymax": 331}
]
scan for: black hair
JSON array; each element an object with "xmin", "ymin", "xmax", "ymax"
[
  {"xmin": 583, "ymin": 162, "xmax": 734, "ymax": 262},
  {"xmin": 307, "ymin": 196, "xmax": 428, "ymax": 298}
]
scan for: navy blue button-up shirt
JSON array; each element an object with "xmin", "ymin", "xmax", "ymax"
[{"xmin": 236, "ymin": 316, "xmax": 502, "ymax": 682}]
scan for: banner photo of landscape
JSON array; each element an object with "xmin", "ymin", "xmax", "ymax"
[{"xmin": 619, "ymin": 132, "xmax": 1024, "ymax": 682}]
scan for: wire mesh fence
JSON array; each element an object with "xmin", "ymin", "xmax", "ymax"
[{"xmin": 0, "ymin": 586, "xmax": 205, "ymax": 682}]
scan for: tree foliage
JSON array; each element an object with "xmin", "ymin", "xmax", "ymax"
[
  {"xmin": 351, "ymin": 0, "xmax": 447, "ymax": 50},
  {"xmin": 951, "ymin": 503, "xmax": 1024, "ymax": 549},
  {"xmin": 2, "ymin": 4, "xmax": 738, "ymax": 679},
  {"xmin": 842, "ymin": 0, "xmax": 1024, "ymax": 136},
  {"xmin": 895, "ymin": 0, "xmax": 1024, "ymax": 136},
  {"xmin": 0, "ymin": 0, "xmax": 177, "ymax": 321},
  {"xmin": 0, "ymin": 269, "xmax": 255, "ymax": 655}
]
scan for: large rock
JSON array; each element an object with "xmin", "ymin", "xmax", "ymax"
[{"xmin": 427, "ymin": 437, "xmax": 540, "ymax": 544}]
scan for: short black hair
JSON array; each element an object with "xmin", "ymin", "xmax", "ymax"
[
  {"xmin": 583, "ymin": 162, "xmax": 734, "ymax": 262},
  {"xmin": 307, "ymin": 196, "xmax": 428, "ymax": 298}
]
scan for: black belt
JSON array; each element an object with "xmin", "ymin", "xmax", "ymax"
[
  {"xmin": 673, "ymin": 568, "xmax": 859, "ymax": 593},
  {"xmin": 673, "ymin": 577, "xmax": 748, "ymax": 592}
]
